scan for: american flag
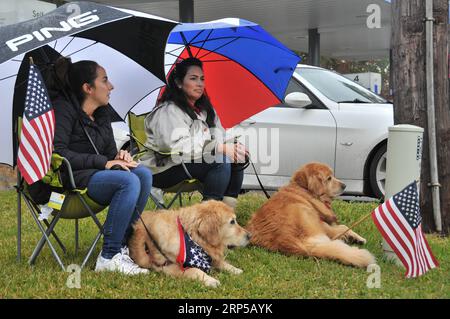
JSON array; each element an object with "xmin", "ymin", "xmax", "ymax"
[
  {"xmin": 176, "ymin": 217, "xmax": 212, "ymax": 273},
  {"xmin": 17, "ymin": 64, "xmax": 55, "ymax": 185},
  {"xmin": 371, "ymin": 181, "xmax": 439, "ymax": 278}
]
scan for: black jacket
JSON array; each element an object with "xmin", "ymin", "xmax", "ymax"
[{"xmin": 52, "ymin": 95, "xmax": 118, "ymax": 189}]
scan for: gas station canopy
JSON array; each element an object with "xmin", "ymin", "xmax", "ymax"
[{"xmin": 82, "ymin": 0, "xmax": 392, "ymax": 61}]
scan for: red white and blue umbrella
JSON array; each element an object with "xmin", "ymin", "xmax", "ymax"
[{"xmin": 162, "ymin": 18, "xmax": 301, "ymax": 129}]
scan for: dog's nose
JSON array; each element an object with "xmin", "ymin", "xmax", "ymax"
[
  {"xmin": 341, "ymin": 183, "xmax": 346, "ymax": 190},
  {"xmin": 246, "ymin": 233, "xmax": 252, "ymax": 241}
]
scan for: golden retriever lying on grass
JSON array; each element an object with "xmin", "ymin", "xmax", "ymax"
[
  {"xmin": 247, "ymin": 162, "xmax": 375, "ymax": 268},
  {"xmin": 128, "ymin": 200, "xmax": 250, "ymax": 287}
]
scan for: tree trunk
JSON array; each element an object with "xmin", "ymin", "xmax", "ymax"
[{"xmin": 391, "ymin": 0, "xmax": 449, "ymax": 234}]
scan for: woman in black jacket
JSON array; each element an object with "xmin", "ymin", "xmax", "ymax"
[{"xmin": 51, "ymin": 57, "xmax": 152, "ymax": 275}]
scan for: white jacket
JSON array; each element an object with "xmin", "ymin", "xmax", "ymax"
[{"xmin": 139, "ymin": 101, "xmax": 226, "ymax": 174}]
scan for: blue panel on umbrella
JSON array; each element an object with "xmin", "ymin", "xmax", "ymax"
[{"xmin": 168, "ymin": 19, "xmax": 300, "ymax": 100}]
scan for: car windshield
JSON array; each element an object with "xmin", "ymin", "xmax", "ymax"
[{"xmin": 295, "ymin": 67, "xmax": 387, "ymax": 104}]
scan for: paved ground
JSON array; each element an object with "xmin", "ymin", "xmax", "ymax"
[
  {"xmin": 339, "ymin": 195, "xmax": 378, "ymax": 202},
  {"xmin": 245, "ymin": 190, "xmax": 379, "ymax": 202}
]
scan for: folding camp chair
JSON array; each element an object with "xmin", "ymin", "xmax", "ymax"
[
  {"xmin": 128, "ymin": 112, "xmax": 203, "ymax": 209},
  {"xmin": 16, "ymin": 153, "xmax": 106, "ymax": 271}
]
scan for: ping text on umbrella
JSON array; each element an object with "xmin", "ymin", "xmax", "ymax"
[{"xmin": 6, "ymin": 10, "xmax": 100, "ymax": 52}]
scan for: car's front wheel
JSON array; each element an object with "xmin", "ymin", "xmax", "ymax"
[{"xmin": 369, "ymin": 144, "xmax": 387, "ymax": 199}]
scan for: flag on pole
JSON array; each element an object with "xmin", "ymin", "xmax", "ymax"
[
  {"xmin": 371, "ymin": 181, "xmax": 439, "ymax": 278},
  {"xmin": 17, "ymin": 64, "xmax": 55, "ymax": 184}
]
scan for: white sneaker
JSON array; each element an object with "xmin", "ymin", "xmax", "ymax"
[
  {"xmin": 121, "ymin": 246, "xmax": 129, "ymax": 256},
  {"xmin": 95, "ymin": 252, "xmax": 148, "ymax": 275},
  {"xmin": 151, "ymin": 187, "xmax": 165, "ymax": 205}
]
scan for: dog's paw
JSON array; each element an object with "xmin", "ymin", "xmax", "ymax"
[
  {"xmin": 205, "ymin": 277, "xmax": 221, "ymax": 288},
  {"xmin": 229, "ymin": 267, "xmax": 243, "ymax": 275},
  {"xmin": 222, "ymin": 262, "xmax": 243, "ymax": 275},
  {"xmin": 349, "ymin": 235, "xmax": 367, "ymax": 245},
  {"xmin": 346, "ymin": 231, "xmax": 367, "ymax": 245}
]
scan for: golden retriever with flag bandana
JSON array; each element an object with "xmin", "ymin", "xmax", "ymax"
[{"xmin": 128, "ymin": 200, "xmax": 250, "ymax": 287}]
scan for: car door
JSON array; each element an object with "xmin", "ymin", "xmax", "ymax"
[{"xmin": 238, "ymin": 77, "xmax": 337, "ymax": 188}]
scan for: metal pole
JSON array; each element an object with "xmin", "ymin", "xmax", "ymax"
[
  {"xmin": 179, "ymin": 0, "xmax": 194, "ymax": 22},
  {"xmin": 425, "ymin": 0, "xmax": 442, "ymax": 232},
  {"xmin": 17, "ymin": 170, "xmax": 21, "ymax": 262},
  {"xmin": 75, "ymin": 219, "xmax": 79, "ymax": 255},
  {"xmin": 308, "ymin": 28, "xmax": 320, "ymax": 66}
]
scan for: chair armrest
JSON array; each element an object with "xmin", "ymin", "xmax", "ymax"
[
  {"xmin": 60, "ymin": 157, "xmax": 77, "ymax": 190},
  {"xmin": 127, "ymin": 133, "xmax": 182, "ymax": 157},
  {"xmin": 51, "ymin": 153, "xmax": 78, "ymax": 191}
]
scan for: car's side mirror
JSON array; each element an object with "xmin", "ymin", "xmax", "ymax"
[{"xmin": 285, "ymin": 92, "xmax": 312, "ymax": 108}]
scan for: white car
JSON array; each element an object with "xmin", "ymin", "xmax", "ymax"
[{"xmin": 237, "ymin": 64, "xmax": 393, "ymax": 198}]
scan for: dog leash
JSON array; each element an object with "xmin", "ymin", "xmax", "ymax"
[
  {"xmin": 249, "ymin": 158, "xmax": 271, "ymax": 199},
  {"xmin": 228, "ymin": 136, "xmax": 270, "ymax": 200}
]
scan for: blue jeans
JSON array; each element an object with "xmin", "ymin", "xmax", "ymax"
[
  {"xmin": 153, "ymin": 155, "xmax": 244, "ymax": 200},
  {"xmin": 87, "ymin": 165, "xmax": 152, "ymax": 259}
]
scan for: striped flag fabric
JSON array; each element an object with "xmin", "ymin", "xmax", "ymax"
[
  {"xmin": 17, "ymin": 64, "xmax": 55, "ymax": 185},
  {"xmin": 371, "ymin": 181, "xmax": 439, "ymax": 278}
]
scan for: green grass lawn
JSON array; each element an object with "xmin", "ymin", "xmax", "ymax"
[{"xmin": 0, "ymin": 189, "xmax": 448, "ymax": 299}]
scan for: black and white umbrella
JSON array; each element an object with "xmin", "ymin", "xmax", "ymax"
[{"xmin": 0, "ymin": 1, "xmax": 177, "ymax": 167}]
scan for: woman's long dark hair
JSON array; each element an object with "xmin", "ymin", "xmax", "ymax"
[
  {"xmin": 159, "ymin": 57, "xmax": 216, "ymax": 127},
  {"xmin": 47, "ymin": 56, "xmax": 99, "ymax": 106}
]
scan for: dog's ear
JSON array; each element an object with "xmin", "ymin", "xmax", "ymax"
[
  {"xmin": 197, "ymin": 210, "xmax": 221, "ymax": 247},
  {"xmin": 308, "ymin": 174, "xmax": 325, "ymax": 196},
  {"xmin": 292, "ymin": 169, "xmax": 308, "ymax": 188}
]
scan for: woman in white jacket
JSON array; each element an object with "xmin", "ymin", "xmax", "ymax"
[{"xmin": 139, "ymin": 58, "xmax": 248, "ymax": 208}]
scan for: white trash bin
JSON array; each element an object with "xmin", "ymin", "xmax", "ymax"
[{"xmin": 384, "ymin": 124, "xmax": 424, "ymax": 265}]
